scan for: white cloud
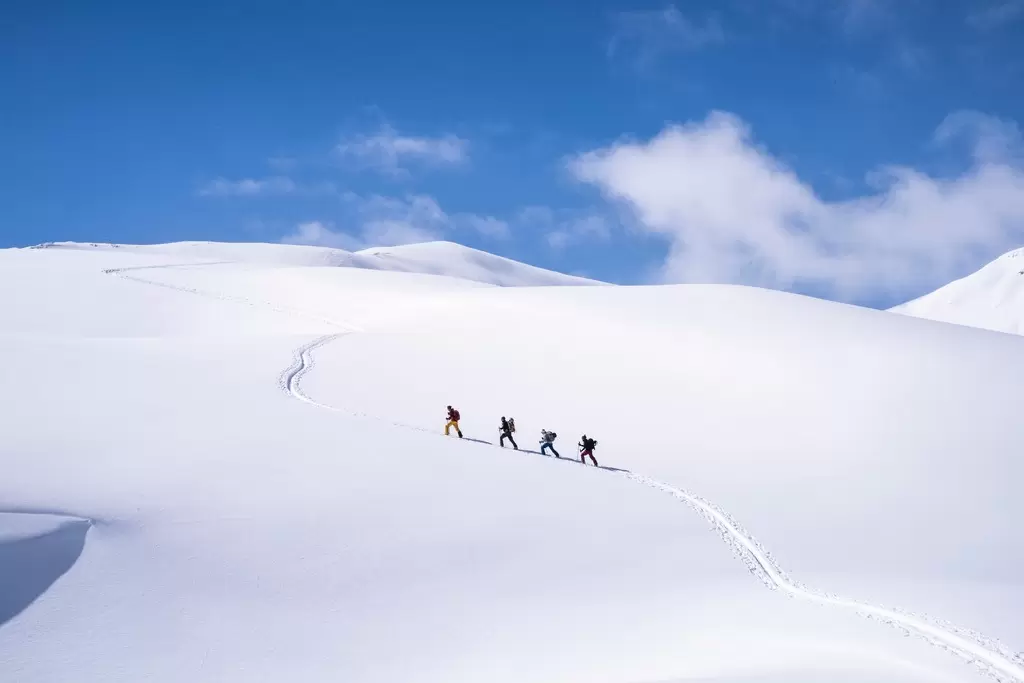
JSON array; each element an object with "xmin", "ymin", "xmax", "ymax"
[
  {"xmin": 354, "ymin": 194, "xmax": 448, "ymax": 246},
  {"xmin": 934, "ymin": 110, "xmax": 1024, "ymax": 164},
  {"xmin": 893, "ymin": 41, "xmax": 929, "ymax": 74},
  {"xmin": 967, "ymin": 0, "xmax": 1024, "ymax": 30},
  {"xmin": 198, "ymin": 176, "xmax": 297, "ymax": 197},
  {"xmin": 458, "ymin": 215, "xmax": 510, "ymax": 239},
  {"xmin": 350, "ymin": 193, "xmax": 509, "ymax": 241},
  {"xmin": 281, "ymin": 218, "xmax": 435, "ymax": 252},
  {"xmin": 516, "ymin": 206, "xmax": 556, "ymax": 226},
  {"xmin": 355, "ymin": 193, "xmax": 448, "ymax": 225},
  {"xmin": 337, "ymin": 125, "xmax": 469, "ymax": 176},
  {"xmin": 281, "ymin": 221, "xmax": 360, "ymax": 250},
  {"xmin": 280, "ymin": 193, "xmax": 508, "ymax": 251},
  {"xmin": 546, "ymin": 215, "xmax": 612, "ymax": 250},
  {"xmin": 835, "ymin": 0, "xmax": 892, "ymax": 33},
  {"xmin": 198, "ymin": 177, "xmax": 339, "ymax": 198},
  {"xmin": 609, "ymin": 5, "xmax": 724, "ymax": 68},
  {"xmin": 267, "ymin": 156, "xmax": 298, "ymax": 171},
  {"xmin": 360, "ymin": 220, "xmax": 441, "ymax": 248},
  {"xmin": 569, "ymin": 110, "xmax": 1024, "ymax": 302},
  {"xmin": 515, "ymin": 206, "xmax": 612, "ymax": 250},
  {"xmin": 544, "ymin": 215, "xmax": 606, "ymax": 249},
  {"xmin": 768, "ymin": 0, "xmax": 900, "ymax": 34}
]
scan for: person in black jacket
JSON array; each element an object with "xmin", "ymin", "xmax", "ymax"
[
  {"xmin": 499, "ymin": 416, "xmax": 518, "ymax": 449},
  {"xmin": 579, "ymin": 435, "xmax": 598, "ymax": 466}
]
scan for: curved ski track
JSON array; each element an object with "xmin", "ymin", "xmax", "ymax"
[{"xmin": 108, "ymin": 263, "xmax": 1024, "ymax": 683}]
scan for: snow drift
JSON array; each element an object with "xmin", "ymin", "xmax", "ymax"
[{"xmin": 1, "ymin": 242, "xmax": 1022, "ymax": 683}]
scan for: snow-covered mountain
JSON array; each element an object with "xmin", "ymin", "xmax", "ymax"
[
  {"xmin": 2, "ymin": 242, "xmax": 1023, "ymax": 683},
  {"xmin": 891, "ymin": 247, "xmax": 1024, "ymax": 335},
  {"xmin": 32, "ymin": 240, "xmax": 601, "ymax": 287}
]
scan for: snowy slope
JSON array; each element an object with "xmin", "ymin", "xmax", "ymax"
[
  {"xmin": 32, "ymin": 239, "xmax": 600, "ymax": 287},
  {"xmin": 1, "ymin": 244, "xmax": 1023, "ymax": 683},
  {"xmin": 31, "ymin": 240, "xmax": 362, "ymax": 267},
  {"xmin": 354, "ymin": 241, "xmax": 601, "ymax": 286},
  {"xmin": 891, "ymin": 247, "xmax": 1024, "ymax": 335}
]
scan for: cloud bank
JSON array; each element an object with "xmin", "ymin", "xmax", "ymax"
[{"xmin": 570, "ymin": 110, "xmax": 1024, "ymax": 302}]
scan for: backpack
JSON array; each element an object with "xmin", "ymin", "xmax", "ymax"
[
  {"xmin": 451, "ymin": 409, "xmax": 460, "ymax": 421},
  {"xmin": 508, "ymin": 418, "xmax": 516, "ymax": 433}
]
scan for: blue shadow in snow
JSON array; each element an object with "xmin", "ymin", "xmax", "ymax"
[
  {"xmin": 0, "ymin": 518, "xmax": 90, "ymax": 627},
  {"xmin": 519, "ymin": 449, "xmax": 628, "ymax": 472}
]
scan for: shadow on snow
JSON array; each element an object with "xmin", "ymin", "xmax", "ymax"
[{"xmin": 0, "ymin": 515, "xmax": 91, "ymax": 628}]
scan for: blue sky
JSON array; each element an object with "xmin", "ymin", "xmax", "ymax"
[{"xmin": 3, "ymin": 0, "xmax": 1023, "ymax": 307}]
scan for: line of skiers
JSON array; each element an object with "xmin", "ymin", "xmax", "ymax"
[{"xmin": 446, "ymin": 406, "xmax": 599, "ymax": 466}]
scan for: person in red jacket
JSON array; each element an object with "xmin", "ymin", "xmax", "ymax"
[{"xmin": 445, "ymin": 405, "xmax": 463, "ymax": 438}]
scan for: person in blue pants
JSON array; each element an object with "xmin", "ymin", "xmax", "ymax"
[{"xmin": 539, "ymin": 429, "xmax": 560, "ymax": 457}]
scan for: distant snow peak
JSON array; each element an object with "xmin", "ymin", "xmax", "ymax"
[{"xmin": 891, "ymin": 245, "xmax": 1024, "ymax": 335}]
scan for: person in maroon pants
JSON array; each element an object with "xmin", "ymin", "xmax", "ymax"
[{"xmin": 578, "ymin": 435, "xmax": 598, "ymax": 466}]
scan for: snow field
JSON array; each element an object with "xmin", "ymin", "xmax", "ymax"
[{"xmin": 1, "ymin": 243, "xmax": 1022, "ymax": 682}]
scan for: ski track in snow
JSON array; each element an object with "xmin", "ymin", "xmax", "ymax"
[
  {"xmin": 104, "ymin": 263, "xmax": 365, "ymax": 332},
  {"xmin": 106, "ymin": 263, "xmax": 1024, "ymax": 683}
]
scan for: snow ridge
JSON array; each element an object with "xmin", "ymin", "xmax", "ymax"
[
  {"xmin": 103, "ymin": 262, "xmax": 1024, "ymax": 683},
  {"xmin": 49, "ymin": 239, "xmax": 599, "ymax": 287}
]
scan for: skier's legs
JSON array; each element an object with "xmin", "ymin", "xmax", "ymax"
[
  {"xmin": 500, "ymin": 433, "xmax": 507, "ymax": 447},
  {"xmin": 551, "ymin": 446, "xmax": 560, "ymax": 458},
  {"xmin": 445, "ymin": 421, "xmax": 453, "ymax": 435},
  {"xmin": 509, "ymin": 435, "xmax": 517, "ymax": 449},
  {"xmin": 540, "ymin": 442, "xmax": 550, "ymax": 455}
]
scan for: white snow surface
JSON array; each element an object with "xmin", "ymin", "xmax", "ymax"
[
  {"xmin": 2, "ymin": 242, "xmax": 1023, "ymax": 683},
  {"xmin": 892, "ymin": 247, "xmax": 1024, "ymax": 335},
  {"xmin": 32, "ymin": 239, "xmax": 602, "ymax": 287}
]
